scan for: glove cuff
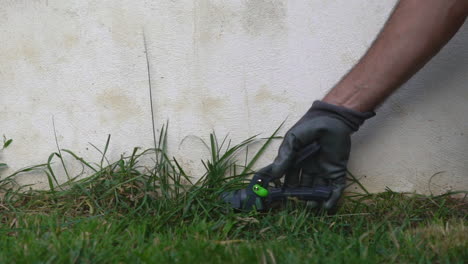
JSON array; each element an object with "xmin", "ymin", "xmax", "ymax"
[{"xmin": 311, "ymin": 101, "xmax": 375, "ymax": 131}]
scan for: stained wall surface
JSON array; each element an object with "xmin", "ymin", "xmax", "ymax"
[{"xmin": 1, "ymin": 0, "xmax": 467, "ymax": 194}]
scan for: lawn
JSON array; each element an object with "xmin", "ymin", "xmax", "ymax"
[{"xmin": 1, "ymin": 131, "xmax": 466, "ymax": 263}]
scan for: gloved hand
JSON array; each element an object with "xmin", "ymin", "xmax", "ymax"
[{"xmin": 269, "ymin": 101, "xmax": 375, "ymax": 210}]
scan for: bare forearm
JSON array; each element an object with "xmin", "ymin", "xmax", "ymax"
[{"xmin": 323, "ymin": 0, "xmax": 468, "ymax": 112}]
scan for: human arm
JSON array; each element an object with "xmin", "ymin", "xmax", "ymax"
[
  {"xmin": 323, "ymin": 0, "xmax": 468, "ymax": 112},
  {"xmin": 267, "ymin": 0, "xmax": 468, "ymax": 210}
]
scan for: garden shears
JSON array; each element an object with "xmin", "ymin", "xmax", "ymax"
[{"xmin": 221, "ymin": 143, "xmax": 333, "ymax": 211}]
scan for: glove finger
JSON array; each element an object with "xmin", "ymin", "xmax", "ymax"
[
  {"xmin": 299, "ymin": 160, "xmax": 321, "ymax": 187},
  {"xmin": 271, "ymin": 133, "xmax": 297, "ymax": 178},
  {"xmin": 315, "ymin": 123, "xmax": 351, "ymax": 181},
  {"xmin": 272, "ymin": 121, "xmax": 323, "ymax": 179},
  {"xmin": 323, "ymin": 177, "xmax": 346, "ymax": 210},
  {"xmin": 315, "ymin": 128, "xmax": 349, "ymax": 209},
  {"xmin": 304, "ymin": 177, "xmax": 327, "ymax": 209},
  {"xmin": 284, "ymin": 168, "xmax": 301, "ymax": 188}
]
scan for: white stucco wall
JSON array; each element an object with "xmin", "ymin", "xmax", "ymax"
[{"xmin": 1, "ymin": 0, "xmax": 467, "ymax": 194}]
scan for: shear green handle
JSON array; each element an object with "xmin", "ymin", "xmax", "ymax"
[{"xmin": 252, "ymin": 184, "xmax": 269, "ymax": 197}]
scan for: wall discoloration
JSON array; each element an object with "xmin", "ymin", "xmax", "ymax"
[
  {"xmin": 254, "ymin": 85, "xmax": 290, "ymax": 104},
  {"xmin": 95, "ymin": 89, "xmax": 143, "ymax": 123},
  {"xmin": 20, "ymin": 43, "xmax": 41, "ymax": 65},
  {"xmin": 242, "ymin": 0, "xmax": 287, "ymax": 36},
  {"xmin": 63, "ymin": 33, "xmax": 79, "ymax": 49},
  {"xmin": 199, "ymin": 95, "xmax": 225, "ymax": 119},
  {"xmin": 194, "ymin": 0, "xmax": 238, "ymax": 43},
  {"xmin": 100, "ymin": 4, "xmax": 142, "ymax": 48}
]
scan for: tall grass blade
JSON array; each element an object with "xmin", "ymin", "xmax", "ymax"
[
  {"xmin": 241, "ymin": 121, "xmax": 284, "ymax": 176},
  {"xmin": 52, "ymin": 117, "xmax": 71, "ymax": 180}
]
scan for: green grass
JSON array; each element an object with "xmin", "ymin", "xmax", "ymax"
[{"xmin": 0, "ymin": 128, "xmax": 467, "ymax": 263}]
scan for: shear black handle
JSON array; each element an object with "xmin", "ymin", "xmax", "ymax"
[{"xmin": 268, "ymin": 185, "xmax": 332, "ymax": 202}]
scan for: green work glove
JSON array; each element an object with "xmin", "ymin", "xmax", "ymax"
[{"xmin": 270, "ymin": 101, "xmax": 375, "ymax": 210}]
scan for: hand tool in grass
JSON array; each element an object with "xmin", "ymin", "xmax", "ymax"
[
  {"xmin": 221, "ymin": 143, "xmax": 333, "ymax": 211},
  {"xmin": 222, "ymin": 101, "xmax": 375, "ymax": 211}
]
